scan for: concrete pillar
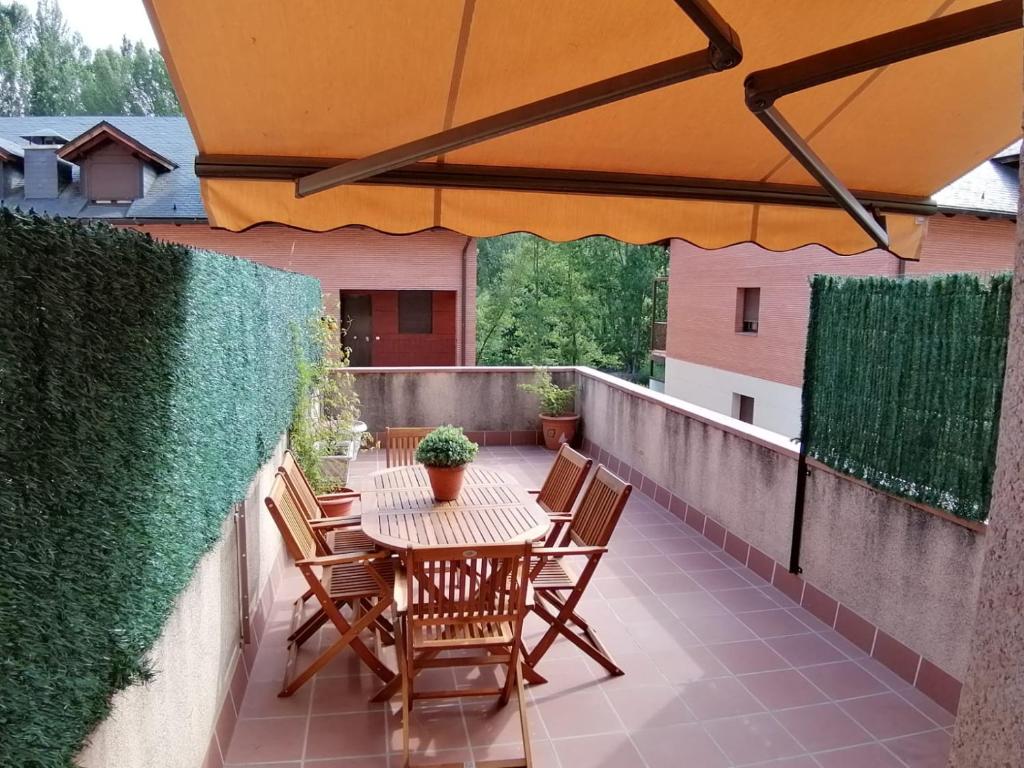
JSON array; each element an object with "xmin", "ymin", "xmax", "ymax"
[{"xmin": 946, "ymin": 84, "xmax": 1024, "ymax": 764}]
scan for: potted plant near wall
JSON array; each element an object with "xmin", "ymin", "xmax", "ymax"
[
  {"xmin": 415, "ymin": 425, "xmax": 479, "ymax": 502},
  {"xmin": 520, "ymin": 369, "xmax": 579, "ymax": 450},
  {"xmin": 290, "ymin": 316, "xmax": 367, "ymax": 515}
]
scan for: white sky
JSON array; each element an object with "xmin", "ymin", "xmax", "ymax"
[{"xmin": 19, "ymin": 0, "xmax": 158, "ymax": 50}]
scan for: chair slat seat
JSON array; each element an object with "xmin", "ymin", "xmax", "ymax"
[
  {"xmin": 326, "ymin": 527, "xmax": 376, "ymax": 554},
  {"xmin": 528, "ymin": 557, "xmax": 577, "ymax": 590},
  {"xmin": 412, "ymin": 620, "xmax": 514, "ymax": 648},
  {"xmin": 326, "ymin": 558, "xmax": 395, "ymax": 600}
]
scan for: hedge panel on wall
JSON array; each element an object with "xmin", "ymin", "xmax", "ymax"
[
  {"xmin": 802, "ymin": 272, "xmax": 1011, "ymax": 522},
  {"xmin": 0, "ymin": 211, "xmax": 321, "ymax": 768}
]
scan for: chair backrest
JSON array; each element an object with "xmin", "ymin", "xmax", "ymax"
[
  {"xmin": 280, "ymin": 450, "xmax": 324, "ymax": 521},
  {"xmin": 265, "ymin": 471, "xmax": 319, "ymax": 562},
  {"xmin": 569, "ymin": 466, "xmax": 632, "ymax": 547},
  {"xmin": 536, "ymin": 444, "xmax": 592, "ymax": 515},
  {"xmin": 386, "ymin": 427, "xmax": 433, "ymax": 467},
  {"xmin": 404, "ymin": 543, "xmax": 531, "ymax": 631}
]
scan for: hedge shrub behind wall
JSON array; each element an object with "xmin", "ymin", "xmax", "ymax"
[
  {"xmin": 0, "ymin": 212, "xmax": 321, "ymax": 768},
  {"xmin": 802, "ymin": 272, "xmax": 1011, "ymax": 521}
]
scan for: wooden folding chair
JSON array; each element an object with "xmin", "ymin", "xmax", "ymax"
[
  {"xmin": 280, "ymin": 450, "xmax": 374, "ymax": 554},
  {"xmin": 525, "ymin": 466, "xmax": 631, "ymax": 676},
  {"xmin": 386, "ymin": 426, "xmax": 433, "ymax": 467},
  {"xmin": 394, "ymin": 543, "xmax": 534, "ymax": 768},
  {"xmin": 264, "ymin": 471, "xmax": 396, "ymax": 696},
  {"xmin": 527, "ymin": 443, "xmax": 592, "ymax": 545}
]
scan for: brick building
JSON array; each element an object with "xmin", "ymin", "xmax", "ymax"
[
  {"xmin": 0, "ymin": 117, "xmax": 477, "ymax": 365},
  {"xmin": 655, "ymin": 145, "xmax": 1019, "ymax": 437}
]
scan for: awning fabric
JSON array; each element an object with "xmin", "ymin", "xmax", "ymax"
[{"xmin": 145, "ymin": 0, "xmax": 1021, "ymax": 258}]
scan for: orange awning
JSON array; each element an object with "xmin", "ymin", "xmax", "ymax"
[{"xmin": 145, "ymin": 0, "xmax": 1021, "ymax": 258}]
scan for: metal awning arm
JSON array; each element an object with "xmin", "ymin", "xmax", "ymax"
[
  {"xmin": 745, "ymin": 0, "xmax": 1023, "ymax": 250},
  {"xmin": 295, "ymin": 0, "xmax": 742, "ymax": 198}
]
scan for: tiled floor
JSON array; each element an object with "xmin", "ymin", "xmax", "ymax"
[{"xmin": 223, "ymin": 446, "xmax": 954, "ymax": 768}]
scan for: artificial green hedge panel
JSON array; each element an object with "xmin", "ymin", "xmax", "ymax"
[
  {"xmin": 802, "ymin": 272, "xmax": 1012, "ymax": 521},
  {"xmin": 0, "ymin": 211, "xmax": 321, "ymax": 768}
]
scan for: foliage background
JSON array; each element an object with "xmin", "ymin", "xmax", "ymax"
[
  {"xmin": 802, "ymin": 272, "xmax": 1012, "ymax": 521},
  {"xmin": 0, "ymin": 212, "xmax": 320, "ymax": 767},
  {"xmin": 476, "ymin": 234, "xmax": 667, "ymax": 380},
  {"xmin": 0, "ymin": 0, "xmax": 179, "ymax": 116}
]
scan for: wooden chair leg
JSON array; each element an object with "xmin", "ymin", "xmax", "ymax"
[
  {"xmin": 281, "ymin": 595, "xmax": 394, "ymax": 696},
  {"xmin": 371, "ymin": 648, "xmax": 441, "ymax": 702},
  {"xmin": 516, "ymin": 660, "xmax": 533, "ymax": 768},
  {"xmin": 528, "ymin": 590, "xmax": 624, "ymax": 676}
]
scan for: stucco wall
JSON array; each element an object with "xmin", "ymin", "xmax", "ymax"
[
  {"xmin": 663, "ymin": 357, "xmax": 803, "ymax": 437},
  {"xmin": 347, "ymin": 366, "xmax": 574, "ymax": 434},
  {"xmin": 575, "ymin": 367, "xmax": 985, "ymax": 681},
  {"xmin": 76, "ymin": 437, "xmax": 286, "ymax": 768}
]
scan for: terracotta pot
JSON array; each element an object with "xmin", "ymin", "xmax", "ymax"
[
  {"xmin": 540, "ymin": 414, "xmax": 580, "ymax": 450},
  {"xmin": 425, "ymin": 465, "xmax": 467, "ymax": 502},
  {"xmin": 320, "ymin": 489, "xmax": 357, "ymax": 518}
]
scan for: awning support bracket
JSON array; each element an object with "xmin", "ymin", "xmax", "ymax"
[
  {"xmin": 294, "ymin": 0, "xmax": 742, "ymax": 198},
  {"xmin": 744, "ymin": 0, "xmax": 1023, "ymax": 250}
]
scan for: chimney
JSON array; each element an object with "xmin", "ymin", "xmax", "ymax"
[{"xmin": 21, "ymin": 130, "xmax": 71, "ymax": 200}]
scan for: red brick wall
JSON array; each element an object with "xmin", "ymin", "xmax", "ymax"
[
  {"xmin": 131, "ymin": 223, "xmax": 477, "ymax": 364},
  {"xmin": 667, "ymin": 215, "xmax": 1016, "ymax": 387}
]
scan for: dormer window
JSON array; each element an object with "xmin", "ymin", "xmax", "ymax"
[{"xmin": 58, "ymin": 121, "xmax": 176, "ymax": 203}]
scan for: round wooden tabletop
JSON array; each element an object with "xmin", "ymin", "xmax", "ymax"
[{"xmin": 360, "ymin": 465, "xmax": 550, "ymax": 551}]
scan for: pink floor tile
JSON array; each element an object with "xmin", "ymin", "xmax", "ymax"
[
  {"xmin": 884, "ymin": 729, "xmax": 953, "ymax": 768},
  {"xmin": 650, "ymin": 645, "xmax": 731, "ymax": 684},
  {"xmin": 841, "ymin": 692, "xmax": 938, "ymax": 740},
  {"xmin": 738, "ymin": 608, "xmax": 814, "ymax": 639},
  {"xmin": 707, "ymin": 639, "xmax": 790, "ymax": 675},
  {"xmin": 604, "ymin": 684, "xmax": 694, "ymax": 730},
  {"xmin": 684, "ymin": 612, "xmax": 757, "ymax": 644},
  {"xmin": 813, "ymin": 742, "xmax": 906, "ymax": 767},
  {"xmin": 552, "ymin": 732, "xmax": 646, "ymax": 768},
  {"xmin": 774, "ymin": 702, "xmax": 873, "ymax": 751},
  {"xmin": 384, "ymin": 702, "xmax": 467, "ymax": 757},
  {"xmin": 307, "ymin": 710, "xmax": 388, "ymax": 759},
  {"xmin": 236, "ymin": 679, "xmax": 311, "ymax": 719},
  {"xmin": 767, "ymin": 633, "xmax": 848, "ymax": 667},
  {"xmin": 681, "ymin": 677, "xmax": 766, "ymax": 720},
  {"xmin": 311, "ymin": 673, "xmax": 388, "ymax": 714},
  {"xmin": 536, "ymin": 690, "xmax": 623, "ymax": 738},
  {"xmin": 632, "ymin": 723, "xmax": 731, "ymax": 768},
  {"xmin": 739, "ymin": 669, "xmax": 828, "ymax": 710},
  {"xmin": 704, "ymin": 713, "xmax": 804, "ymax": 764},
  {"xmin": 224, "ymin": 717, "xmax": 306, "ymax": 764},
  {"xmin": 713, "ymin": 586, "xmax": 784, "ymax": 613},
  {"xmin": 800, "ymin": 660, "xmax": 888, "ymax": 701}
]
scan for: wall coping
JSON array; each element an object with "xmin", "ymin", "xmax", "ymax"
[{"xmin": 341, "ymin": 365, "xmax": 800, "ymax": 459}]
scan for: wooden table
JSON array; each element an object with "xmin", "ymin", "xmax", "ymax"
[
  {"xmin": 361, "ymin": 464, "xmax": 552, "ymax": 697},
  {"xmin": 362, "ymin": 465, "xmax": 550, "ymax": 550}
]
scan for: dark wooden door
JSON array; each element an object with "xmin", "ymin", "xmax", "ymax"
[{"xmin": 341, "ymin": 293, "xmax": 373, "ymax": 366}]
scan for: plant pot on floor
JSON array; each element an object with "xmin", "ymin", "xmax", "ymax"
[
  {"xmin": 540, "ymin": 414, "xmax": 580, "ymax": 450},
  {"xmin": 319, "ymin": 490, "xmax": 358, "ymax": 517},
  {"xmin": 424, "ymin": 465, "xmax": 467, "ymax": 502}
]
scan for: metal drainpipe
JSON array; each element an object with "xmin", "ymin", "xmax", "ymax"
[{"xmin": 460, "ymin": 236, "xmax": 471, "ymax": 365}]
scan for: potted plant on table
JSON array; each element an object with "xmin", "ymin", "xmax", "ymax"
[
  {"xmin": 520, "ymin": 369, "xmax": 579, "ymax": 450},
  {"xmin": 415, "ymin": 425, "xmax": 479, "ymax": 502}
]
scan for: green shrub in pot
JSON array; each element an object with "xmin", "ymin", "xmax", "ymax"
[
  {"xmin": 415, "ymin": 426, "xmax": 479, "ymax": 500},
  {"xmin": 519, "ymin": 369, "xmax": 580, "ymax": 450}
]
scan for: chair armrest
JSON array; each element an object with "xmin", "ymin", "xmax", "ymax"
[
  {"xmin": 296, "ymin": 551, "xmax": 389, "ymax": 568},
  {"xmin": 309, "ymin": 516, "xmax": 363, "ymax": 530},
  {"xmin": 393, "ymin": 564, "xmax": 408, "ymax": 615},
  {"xmin": 546, "ymin": 515, "xmax": 572, "ymax": 523},
  {"xmin": 532, "ymin": 546, "xmax": 607, "ymax": 558},
  {"xmin": 318, "ymin": 491, "xmax": 361, "ymax": 501}
]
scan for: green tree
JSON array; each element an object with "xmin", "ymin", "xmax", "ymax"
[
  {"xmin": 25, "ymin": 0, "xmax": 86, "ymax": 115},
  {"xmin": 0, "ymin": 2, "xmax": 31, "ymax": 115},
  {"xmin": 476, "ymin": 235, "xmax": 667, "ymax": 379},
  {"xmin": 0, "ymin": 0, "xmax": 179, "ymax": 116}
]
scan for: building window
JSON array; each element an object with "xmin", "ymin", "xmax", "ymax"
[
  {"xmin": 398, "ymin": 290, "xmax": 433, "ymax": 334},
  {"xmin": 736, "ymin": 287, "xmax": 760, "ymax": 334},
  {"xmin": 733, "ymin": 393, "xmax": 755, "ymax": 424}
]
